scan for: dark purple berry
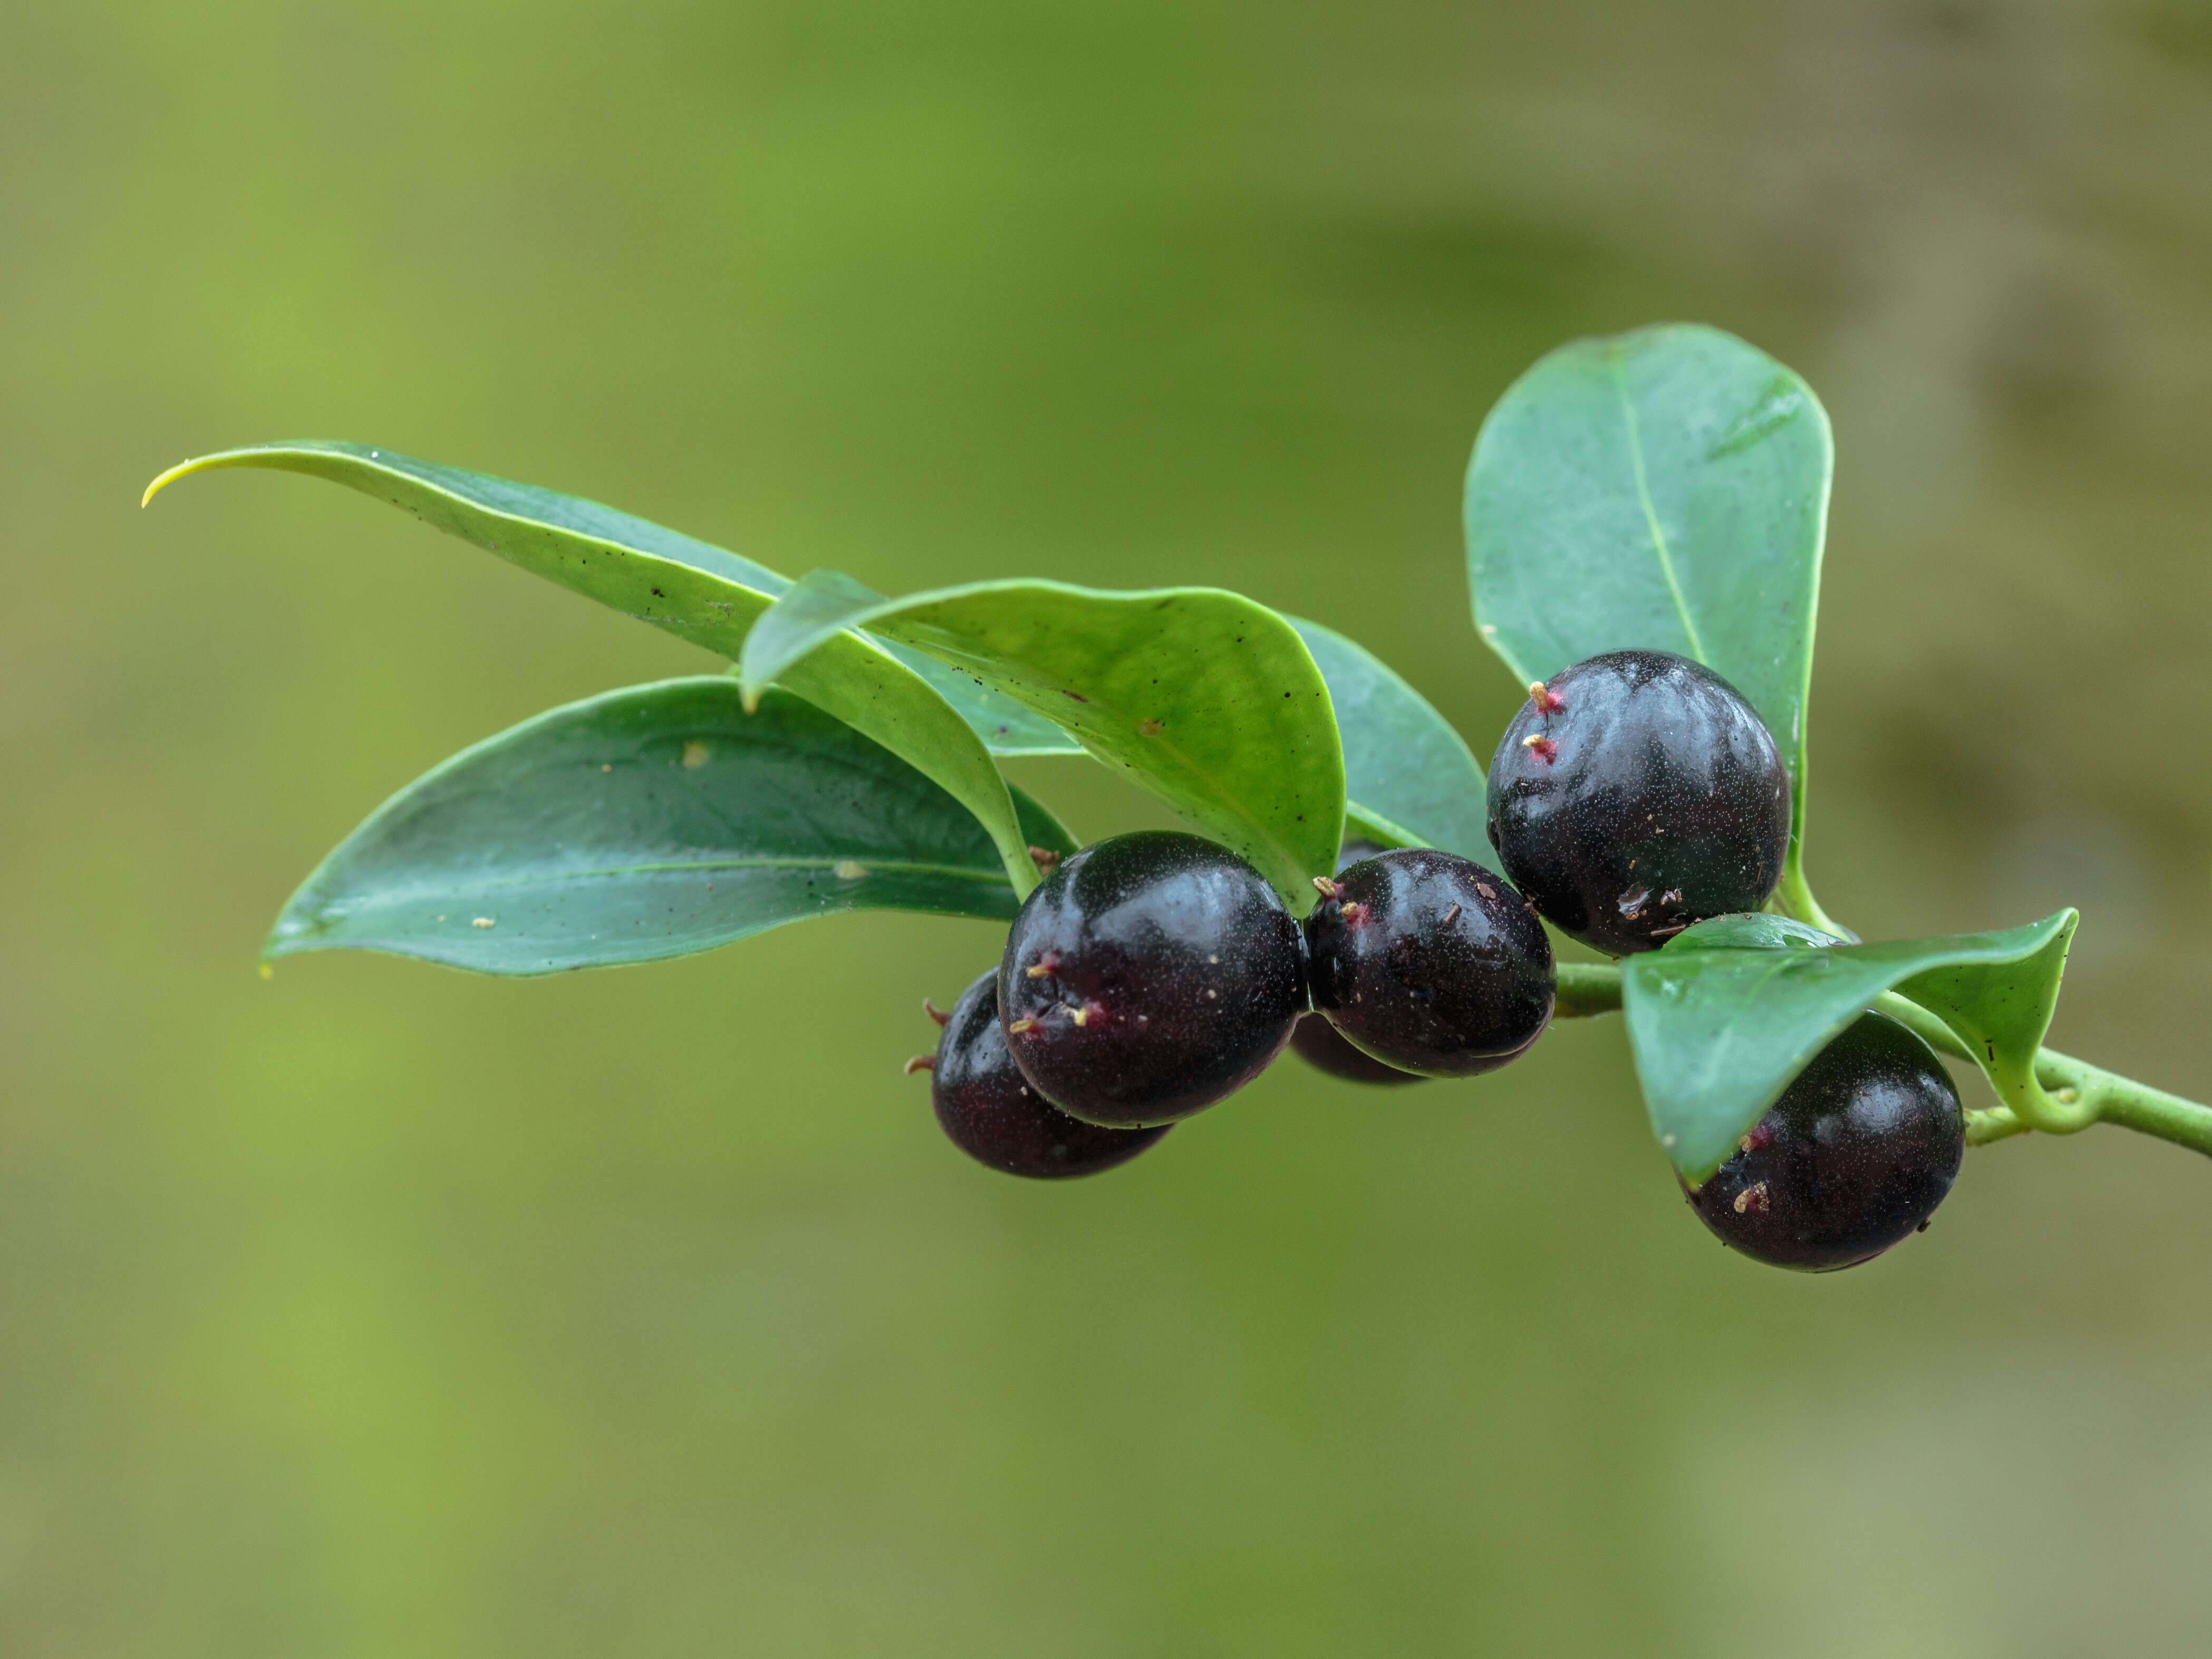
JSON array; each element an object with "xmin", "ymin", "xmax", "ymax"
[
  {"xmin": 1304, "ymin": 848, "xmax": 1554, "ymax": 1078},
  {"xmin": 922, "ymin": 971, "xmax": 1168, "ymax": 1178},
  {"xmin": 1290, "ymin": 840, "xmax": 1425, "ymax": 1086},
  {"xmin": 999, "ymin": 831, "xmax": 1305, "ymax": 1127},
  {"xmin": 1686, "ymin": 1011, "xmax": 1964, "ymax": 1271},
  {"xmin": 1289, "ymin": 1014, "xmax": 1424, "ymax": 1084},
  {"xmin": 1487, "ymin": 649, "xmax": 1790, "ymax": 956}
]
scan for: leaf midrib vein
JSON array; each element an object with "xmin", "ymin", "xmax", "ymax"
[
  {"xmin": 323, "ymin": 854, "xmax": 1012, "ymax": 902},
  {"xmin": 885, "ymin": 615, "xmax": 1330, "ymax": 878},
  {"xmin": 1610, "ymin": 347, "xmax": 1708, "ymax": 663}
]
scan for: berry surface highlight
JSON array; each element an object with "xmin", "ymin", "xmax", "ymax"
[
  {"xmin": 999, "ymin": 831, "xmax": 1306, "ymax": 1126},
  {"xmin": 1487, "ymin": 649, "xmax": 1790, "ymax": 956},
  {"xmin": 929, "ymin": 970, "xmax": 1169, "ymax": 1178},
  {"xmin": 1306, "ymin": 848, "xmax": 1554, "ymax": 1078},
  {"xmin": 1685, "ymin": 1010, "xmax": 1964, "ymax": 1270}
]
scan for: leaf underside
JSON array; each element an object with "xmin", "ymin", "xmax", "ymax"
[
  {"xmin": 739, "ymin": 570, "xmax": 1346, "ymax": 911},
  {"xmin": 1624, "ymin": 910, "xmax": 2076, "ymax": 1180},
  {"xmin": 269, "ymin": 679, "xmax": 1077, "ymax": 977}
]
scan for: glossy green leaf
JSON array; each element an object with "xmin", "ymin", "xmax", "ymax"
[
  {"xmin": 1285, "ymin": 618, "xmax": 1489, "ymax": 860},
  {"xmin": 143, "ymin": 442, "xmax": 1046, "ymax": 889},
  {"xmin": 268, "ymin": 679, "xmax": 1077, "ymax": 976},
  {"xmin": 738, "ymin": 569, "xmax": 1345, "ymax": 910},
  {"xmin": 1666, "ymin": 913, "xmax": 1840, "ymax": 951},
  {"xmin": 871, "ymin": 641, "xmax": 1081, "ymax": 757},
  {"xmin": 1623, "ymin": 910, "xmax": 2077, "ymax": 1180},
  {"xmin": 1464, "ymin": 324, "xmax": 1833, "ymax": 908}
]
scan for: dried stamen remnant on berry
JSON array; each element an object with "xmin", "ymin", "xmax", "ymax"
[
  {"xmin": 1303, "ymin": 848, "xmax": 1553, "ymax": 1079},
  {"xmin": 903, "ymin": 1054, "xmax": 936, "ymax": 1076},
  {"xmin": 998, "ymin": 831, "xmax": 1305, "ymax": 1127},
  {"xmin": 1528, "ymin": 680, "xmax": 1565, "ymax": 713},
  {"xmin": 1490, "ymin": 649, "xmax": 1790, "ymax": 956},
  {"xmin": 929, "ymin": 969, "xmax": 1168, "ymax": 1179},
  {"xmin": 1684, "ymin": 1012, "xmax": 1963, "ymax": 1271}
]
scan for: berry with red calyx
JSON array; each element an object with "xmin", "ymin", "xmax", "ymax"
[
  {"xmin": 999, "ymin": 831, "xmax": 1306, "ymax": 1127},
  {"xmin": 1305, "ymin": 847, "xmax": 1554, "ymax": 1078},
  {"xmin": 1685, "ymin": 1011, "xmax": 1964, "ymax": 1271},
  {"xmin": 922, "ymin": 971, "xmax": 1168, "ymax": 1178},
  {"xmin": 1487, "ymin": 649, "xmax": 1790, "ymax": 956}
]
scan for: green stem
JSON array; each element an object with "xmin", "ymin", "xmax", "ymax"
[
  {"xmin": 1774, "ymin": 861, "xmax": 1857, "ymax": 942},
  {"xmin": 1554, "ymin": 967, "xmax": 2212, "ymax": 1160},
  {"xmin": 1962, "ymin": 1105, "xmax": 2032, "ymax": 1148},
  {"xmin": 1554, "ymin": 961, "xmax": 1624, "ymax": 1019},
  {"xmin": 1872, "ymin": 992, "xmax": 2212, "ymax": 1159}
]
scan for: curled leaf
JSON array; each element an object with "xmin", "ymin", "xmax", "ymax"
[
  {"xmin": 1624, "ymin": 910, "xmax": 2077, "ymax": 1179},
  {"xmin": 740, "ymin": 570, "xmax": 1345, "ymax": 910}
]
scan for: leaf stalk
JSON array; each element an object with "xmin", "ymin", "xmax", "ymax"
[
  {"xmin": 1552, "ymin": 964, "xmax": 2212, "ymax": 1160},
  {"xmin": 1874, "ymin": 989, "xmax": 2212, "ymax": 1158}
]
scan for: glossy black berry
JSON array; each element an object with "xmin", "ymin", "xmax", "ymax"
[
  {"xmin": 1304, "ymin": 848, "xmax": 1554, "ymax": 1078},
  {"xmin": 1686, "ymin": 1011, "xmax": 1964, "ymax": 1271},
  {"xmin": 1288, "ymin": 839, "xmax": 1424, "ymax": 1086},
  {"xmin": 922, "ymin": 971, "xmax": 1168, "ymax": 1178},
  {"xmin": 999, "ymin": 831, "xmax": 1306, "ymax": 1127},
  {"xmin": 1487, "ymin": 649, "xmax": 1790, "ymax": 956},
  {"xmin": 1289, "ymin": 1014, "xmax": 1424, "ymax": 1084}
]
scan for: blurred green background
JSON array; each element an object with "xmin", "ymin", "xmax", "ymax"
[{"xmin": 8, "ymin": 1, "xmax": 2212, "ymax": 1652}]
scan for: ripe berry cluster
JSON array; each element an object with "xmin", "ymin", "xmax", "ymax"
[{"xmin": 913, "ymin": 649, "xmax": 1963, "ymax": 1273}]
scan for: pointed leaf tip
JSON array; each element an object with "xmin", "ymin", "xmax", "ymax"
[
  {"xmin": 141, "ymin": 458, "xmax": 197, "ymax": 507},
  {"xmin": 136, "ymin": 441, "xmax": 1050, "ymax": 890}
]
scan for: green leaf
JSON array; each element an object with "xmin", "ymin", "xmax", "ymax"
[
  {"xmin": 738, "ymin": 570, "xmax": 1345, "ymax": 911},
  {"xmin": 1464, "ymin": 324, "xmax": 1834, "ymax": 912},
  {"xmin": 1622, "ymin": 910, "xmax": 2077, "ymax": 1180},
  {"xmin": 1664, "ymin": 913, "xmax": 1840, "ymax": 951},
  {"xmin": 870, "ymin": 641, "xmax": 1082, "ymax": 757},
  {"xmin": 268, "ymin": 678, "xmax": 1077, "ymax": 977},
  {"xmin": 144, "ymin": 441, "xmax": 1047, "ymax": 890},
  {"xmin": 1286, "ymin": 618, "xmax": 1488, "ymax": 861}
]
